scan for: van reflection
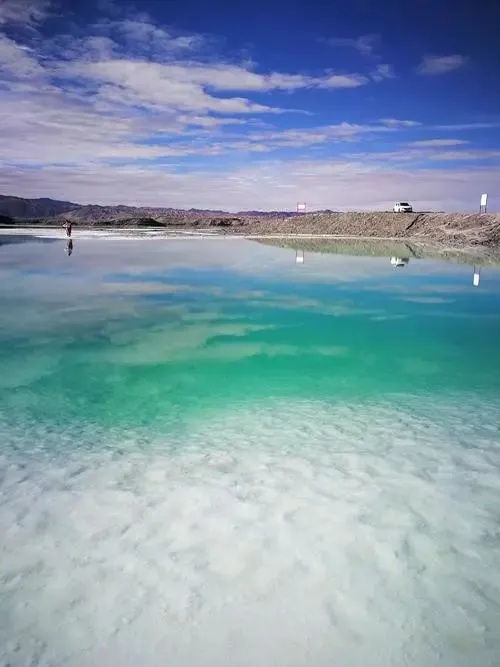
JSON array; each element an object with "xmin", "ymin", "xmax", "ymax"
[{"xmin": 390, "ymin": 256, "xmax": 409, "ymax": 268}]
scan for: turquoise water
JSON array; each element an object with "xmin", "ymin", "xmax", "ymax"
[{"xmin": 1, "ymin": 234, "xmax": 500, "ymax": 666}]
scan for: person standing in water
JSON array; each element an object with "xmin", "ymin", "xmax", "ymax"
[{"xmin": 63, "ymin": 219, "xmax": 72, "ymax": 237}]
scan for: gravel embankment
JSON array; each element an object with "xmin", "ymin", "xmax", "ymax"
[{"xmin": 219, "ymin": 212, "xmax": 500, "ymax": 247}]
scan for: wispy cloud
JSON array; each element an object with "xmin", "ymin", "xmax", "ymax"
[
  {"xmin": 326, "ymin": 34, "xmax": 381, "ymax": 56},
  {"xmin": 0, "ymin": 34, "xmax": 45, "ymax": 77},
  {"xmin": 433, "ymin": 122, "xmax": 500, "ymax": 131},
  {"xmin": 74, "ymin": 59, "xmax": 370, "ymax": 101},
  {"xmin": 343, "ymin": 147, "xmax": 500, "ymax": 166},
  {"xmin": 370, "ymin": 64, "xmax": 395, "ymax": 82},
  {"xmin": 244, "ymin": 120, "xmax": 410, "ymax": 149},
  {"xmin": 0, "ymin": 0, "xmax": 50, "ymax": 25},
  {"xmin": 427, "ymin": 150, "xmax": 500, "ymax": 161},
  {"xmin": 67, "ymin": 59, "xmax": 290, "ymax": 113},
  {"xmin": 379, "ymin": 118, "xmax": 421, "ymax": 128},
  {"xmin": 416, "ymin": 54, "xmax": 468, "ymax": 75},
  {"xmin": 317, "ymin": 73, "xmax": 369, "ymax": 89},
  {"xmin": 409, "ymin": 139, "xmax": 469, "ymax": 147},
  {"xmin": 98, "ymin": 17, "xmax": 207, "ymax": 55}
]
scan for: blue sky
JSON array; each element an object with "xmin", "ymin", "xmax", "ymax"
[{"xmin": 0, "ymin": 0, "xmax": 499, "ymax": 211}]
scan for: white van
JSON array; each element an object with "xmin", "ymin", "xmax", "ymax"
[{"xmin": 393, "ymin": 202, "xmax": 413, "ymax": 213}]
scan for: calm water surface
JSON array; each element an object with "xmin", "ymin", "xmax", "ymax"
[{"xmin": 1, "ymin": 233, "xmax": 500, "ymax": 666}]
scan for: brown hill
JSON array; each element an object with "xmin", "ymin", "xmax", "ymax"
[{"xmin": 0, "ymin": 194, "xmax": 79, "ymax": 218}]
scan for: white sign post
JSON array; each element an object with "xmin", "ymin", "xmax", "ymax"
[
  {"xmin": 297, "ymin": 202, "xmax": 307, "ymax": 214},
  {"xmin": 480, "ymin": 193, "xmax": 488, "ymax": 213}
]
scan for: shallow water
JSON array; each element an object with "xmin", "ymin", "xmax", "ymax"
[{"xmin": 1, "ymin": 234, "xmax": 500, "ymax": 666}]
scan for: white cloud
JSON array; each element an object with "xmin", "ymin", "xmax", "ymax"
[
  {"xmin": 106, "ymin": 18, "xmax": 205, "ymax": 53},
  {"xmin": 72, "ymin": 59, "xmax": 286, "ymax": 113},
  {"xmin": 0, "ymin": 34, "xmax": 45, "ymax": 77},
  {"xmin": 317, "ymin": 73, "xmax": 369, "ymax": 89},
  {"xmin": 380, "ymin": 118, "xmax": 421, "ymax": 128},
  {"xmin": 0, "ymin": 0, "xmax": 50, "ymax": 25},
  {"xmin": 416, "ymin": 54, "xmax": 468, "ymax": 75},
  {"xmin": 433, "ymin": 122, "xmax": 500, "ymax": 131},
  {"xmin": 371, "ymin": 64, "xmax": 395, "ymax": 82},
  {"xmin": 246, "ymin": 121, "xmax": 398, "ymax": 148},
  {"xmin": 326, "ymin": 34, "xmax": 380, "ymax": 56},
  {"xmin": 343, "ymin": 146, "xmax": 500, "ymax": 166},
  {"xmin": 410, "ymin": 139, "xmax": 469, "ymax": 147},
  {"xmin": 178, "ymin": 115, "xmax": 247, "ymax": 128},
  {"xmin": 68, "ymin": 58, "xmax": 370, "ymax": 107},
  {"xmin": 0, "ymin": 87, "xmax": 240, "ymax": 163},
  {"xmin": 427, "ymin": 150, "xmax": 500, "ymax": 161}
]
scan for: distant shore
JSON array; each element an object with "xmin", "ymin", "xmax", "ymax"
[{"xmin": 2, "ymin": 211, "xmax": 500, "ymax": 248}]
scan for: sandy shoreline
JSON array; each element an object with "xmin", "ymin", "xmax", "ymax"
[
  {"xmin": 1, "ymin": 226, "xmax": 405, "ymax": 240},
  {"xmin": 3, "ymin": 226, "xmax": 500, "ymax": 266}
]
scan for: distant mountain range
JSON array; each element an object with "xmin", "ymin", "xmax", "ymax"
[
  {"xmin": 0, "ymin": 194, "xmax": 80, "ymax": 218},
  {"xmin": 0, "ymin": 194, "xmax": 306, "ymax": 221}
]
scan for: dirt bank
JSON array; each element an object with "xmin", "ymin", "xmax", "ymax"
[{"xmin": 220, "ymin": 212, "xmax": 500, "ymax": 247}]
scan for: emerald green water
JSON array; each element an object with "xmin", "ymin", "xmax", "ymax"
[
  {"xmin": 1, "ymin": 234, "xmax": 500, "ymax": 666},
  {"xmin": 1, "ymin": 237, "xmax": 500, "ymax": 437}
]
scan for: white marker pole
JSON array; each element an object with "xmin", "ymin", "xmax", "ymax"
[{"xmin": 480, "ymin": 193, "xmax": 488, "ymax": 213}]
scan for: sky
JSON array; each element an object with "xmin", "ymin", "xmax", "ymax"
[{"xmin": 0, "ymin": 0, "xmax": 499, "ymax": 211}]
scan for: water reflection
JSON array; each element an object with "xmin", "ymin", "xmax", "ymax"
[
  {"xmin": 390, "ymin": 256, "xmax": 409, "ymax": 268},
  {"xmin": 473, "ymin": 266, "xmax": 480, "ymax": 287},
  {"xmin": 65, "ymin": 239, "xmax": 74, "ymax": 256},
  {"xmin": 256, "ymin": 237, "xmax": 500, "ymax": 268},
  {"xmin": 254, "ymin": 237, "xmax": 500, "ymax": 289}
]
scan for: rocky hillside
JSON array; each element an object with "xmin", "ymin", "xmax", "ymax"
[
  {"xmin": 0, "ymin": 194, "xmax": 79, "ymax": 218},
  {"xmin": 0, "ymin": 194, "xmax": 303, "ymax": 221},
  {"xmin": 61, "ymin": 206, "xmax": 302, "ymax": 222}
]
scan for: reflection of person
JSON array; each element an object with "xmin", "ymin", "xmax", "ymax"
[
  {"xmin": 63, "ymin": 219, "xmax": 72, "ymax": 237},
  {"xmin": 65, "ymin": 239, "xmax": 73, "ymax": 256}
]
